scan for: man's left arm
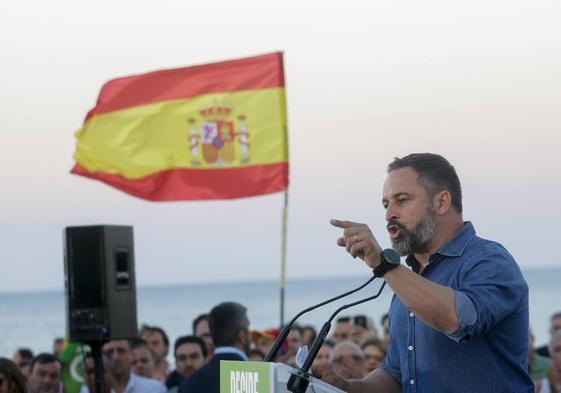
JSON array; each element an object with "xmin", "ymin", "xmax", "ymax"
[
  {"xmin": 385, "ymin": 246, "xmax": 527, "ymax": 341},
  {"xmin": 383, "ymin": 266, "xmax": 459, "ymax": 333}
]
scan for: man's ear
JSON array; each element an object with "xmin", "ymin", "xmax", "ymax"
[
  {"xmin": 238, "ymin": 329, "xmax": 247, "ymax": 346},
  {"xmin": 433, "ymin": 190, "xmax": 452, "ymax": 215}
]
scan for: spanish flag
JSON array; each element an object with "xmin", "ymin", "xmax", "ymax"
[{"xmin": 72, "ymin": 52, "xmax": 289, "ymax": 201}]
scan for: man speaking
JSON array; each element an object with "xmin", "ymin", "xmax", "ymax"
[{"xmin": 317, "ymin": 153, "xmax": 533, "ymax": 392}]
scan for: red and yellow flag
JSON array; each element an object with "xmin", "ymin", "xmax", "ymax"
[{"xmin": 72, "ymin": 52, "xmax": 289, "ymax": 201}]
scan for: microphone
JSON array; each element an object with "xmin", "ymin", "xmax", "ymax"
[
  {"xmin": 264, "ymin": 273, "xmax": 377, "ymax": 362},
  {"xmin": 286, "ymin": 281, "xmax": 387, "ymax": 393}
]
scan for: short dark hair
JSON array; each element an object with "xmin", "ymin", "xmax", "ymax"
[
  {"xmin": 0, "ymin": 358, "xmax": 26, "ymax": 393},
  {"xmin": 140, "ymin": 325, "xmax": 169, "ymax": 350},
  {"xmin": 174, "ymin": 335, "xmax": 208, "ymax": 359},
  {"xmin": 388, "ymin": 153, "xmax": 463, "ymax": 213},
  {"xmin": 30, "ymin": 353, "xmax": 60, "ymax": 372},
  {"xmin": 336, "ymin": 316, "xmax": 351, "ymax": 323},
  {"xmin": 551, "ymin": 311, "xmax": 561, "ymax": 321},
  {"xmin": 192, "ymin": 314, "xmax": 209, "ymax": 334},
  {"xmin": 208, "ymin": 302, "xmax": 248, "ymax": 347},
  {"xmin": 130, "ymin": 338, "xmax": 150, "ymax": 351},
  {"xmin": 323, "ymin": 339, "xmax": 336, "ymax": 349},
  {"xmin": 15, "ymin": 348, "xmax": 34, "ymax": 364}
]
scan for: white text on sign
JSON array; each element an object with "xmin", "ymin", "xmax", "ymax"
[{"xmin": 230, "ymin": 371, "xmax": 259, "ymax": 393}]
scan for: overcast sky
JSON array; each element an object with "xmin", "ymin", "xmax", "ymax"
[{"xmin": 1, "ymin": 0, "xmax": 560, "ymax": 293}]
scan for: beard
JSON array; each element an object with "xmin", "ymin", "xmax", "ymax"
[{"xmin": 389, "ymin": 207, "xmax": 436, "ymax": 256}]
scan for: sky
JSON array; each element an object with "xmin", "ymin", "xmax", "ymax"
[{"xmin": 1, "ymin": 0, "xmax": 560, "ymax": 293}]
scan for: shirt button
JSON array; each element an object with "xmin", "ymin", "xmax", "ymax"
[
  {"xmin": 409, "ymin": 311, "xmax": 414, "ymax": 317},
  {"xmin": 408, "ymin": 345, "xmax": 414, "ymax": 351},
  {"xmin": 410, "ymin": 379, "xmax": 415, "ymax": 385}
]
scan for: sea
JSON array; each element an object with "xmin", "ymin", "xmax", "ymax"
[{"xmin": 1, "ymin": 267, "xmax": 560, "ymax": 359}]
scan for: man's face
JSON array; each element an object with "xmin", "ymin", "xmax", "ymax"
[
  {"xmin": 363, "ymin": 344, "xmax": 385, "ymax": 374},
  {"xmin": 131, "ymin": 346, "xmax": 154, "ymax": 378},
  {"xmin": 550, "ymin": 316, "xmax": 561, "ymax": 336},
  {"xmin": 332, "ymin": 321, "xmax": 350, "ymax": 343},
  {"xmin": 383, "ymin": 167, "xmax": 437, "ymax": 256},
  {"xmin": 286, "ymin": 330, "xmax": 302, "ymax": 354},
  {"xmin": 28, "ymin": 361, "xmax": 61, "ymax": 393},
  {"xmin": 175, "ymin": 343, "xmax": 205, "ymax": 378},
  {"xmin": 313, "ymin": 345, "xmax": 332, "ymax": 368},
  {"xmin": 103, "ymin": 340, "xmax": 132, "ymax": 378},
  {"xmin": 330, "ymin": 345, "xmax": 364, "ymax": 379},
  {"xmin": 195, "ymin": 319, "xmax": 214, "ymax": 357},
  {"xmin": 350, "ymin": 325, "xmax": 367, "ymax": 344},
  {"xmin": 141, "ymin": 331, "xmax": 167, "ymax": 362},
  {"xmin": 255, "ymin": 337, "xmax": 274, "ymax": 356}
]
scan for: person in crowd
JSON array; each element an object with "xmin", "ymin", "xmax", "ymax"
[
  {"xmin": 248, "ymin": 349, "xmax": 265, "ymax": 362},
  {"xmin": 0, "ymin": 358, "xmax": 27, "ymax": 393},
  {"xmin": 11, "ymin": 349, "xmax": 33, "ymax": 382},
  {"xmin": 80, "ymin": 354, "xmax": 112, "ymax": 393},
  {"xmin": 380, "ymin": 313, "xmax": 390, "ymax": 348},
  {"xmin": 27, "ymin": 354, "xmax": 61, "ymax": 393},
  {"xmin": 130, "ymin": 339, "xmax": 156, "ymax": 379},
  {"xmin": 350, "ymin": 315, "xmax": 377, "ymax": 344},
  {"xmin": 313, "ymin": 340, "xmax": 335, "ymax": 368},
  {"xmin": 302, "ymin": 325, "xmax": 317, "ymax": 347},
  {"xmin": 360, "ymin": 335, "xmax": 386, "ymax": 376},
  {"xmin": 139, "ymin": 325, "xmax": 170, "ymax": 382},
  {"xmin": 331, "ymin": 317, "xmax": 351, "ymax": 343},
  {"xmin": 537, "ymin": 312, "xmax": 561, "ymax": 358},
  {"xmin": 51, "ymin": 339, "xmax": 64, "ymax": 358},
  {"xmin": 285, "ymin": 325, "xmax": 303, "ymax": 356},
  {"xmin": 530, "ymin": 329, "xmax": 552, "ymax": 381},
  {"xmin": 536, "ymin": 331, "xmax": 561, "ymax": 393},
  {"xmin": 165, "ymin": 336, "xmax": 206, "ymax": 391},
  {"xmin": 192, "ymin": 314, "xmax": 214, "ymax": 361},
  {"xmin": 102, "ymin": 339, "xmax": 166, "ymax": 393},
  {"xmin": 179, "ymin": 302, "xmax": 250, "ymax": 393},
  {"xmin": 329, "ymin": 341, "xmax": 364, "ymax": 380},
  {"xmin": 316, "ymin": 153, "xmax": 533, "ymax": 392},
  {"xmin": 250, "ymin": 328, "xmax": 277, "ymax": 358}
]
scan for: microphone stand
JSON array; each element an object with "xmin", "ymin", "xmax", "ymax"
[
  {"xmin": 286, "ymin": 281, "xmax": 387, "ymax": 393},
  {"xmin": 264, "ymin": 273, "xmax": 376, "ymax": 362}
]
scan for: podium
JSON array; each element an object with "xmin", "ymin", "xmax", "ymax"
[{"xmin": 220, "ymin": 361, "xmax": 346, "ymax": 393}]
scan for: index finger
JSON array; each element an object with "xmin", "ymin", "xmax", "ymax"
[{"xmin": 330, "ymin": 219, "xmax": 358, "ymax": 228}]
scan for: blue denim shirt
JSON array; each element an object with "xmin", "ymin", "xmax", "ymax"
[{"xmin": 380, "ymin": 222, "xmax": 534, "ymax": 393}]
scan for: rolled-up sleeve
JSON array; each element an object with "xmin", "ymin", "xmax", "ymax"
[{"xmin": 446, "ymin": 244, "xmax": 527, "ymax": 342}]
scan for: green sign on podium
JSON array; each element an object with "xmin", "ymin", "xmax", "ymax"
[{"xmin": 220, "ymin": 361, "xmax": 273, "ymax": 393}]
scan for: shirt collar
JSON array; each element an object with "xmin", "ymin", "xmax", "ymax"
[
  {"xmin": 436, "ymin": 221, "xmax": 476, "ymax": 257},
  {"xmin": 405, "ymin": 221, "xmax": 476, "ymax": 270},
  {"xmin": 214, "ymin": 346, "xmax": 249, "ymax": 361},
  {"xmin": 122, "ymin": 373, "xmax": 139, "ymax": 393}
]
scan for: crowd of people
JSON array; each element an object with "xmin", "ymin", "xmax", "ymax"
[{"xmin": 1, "ymin": 307, "xmax": 561, "ymax": 393}]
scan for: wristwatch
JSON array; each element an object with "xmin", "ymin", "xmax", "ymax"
[{"xmin": 373, "ymin": 248, "xmax": 401, "ymax": 277}]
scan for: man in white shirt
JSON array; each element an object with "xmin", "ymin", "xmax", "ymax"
[{"xmin": 80, "ymin": 339, "xmax": 166, "ymax": 393}]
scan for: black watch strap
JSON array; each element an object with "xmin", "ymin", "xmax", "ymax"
[{"xmin": 374, "ymin": 248, "xmax": 401, "ymax": 277}]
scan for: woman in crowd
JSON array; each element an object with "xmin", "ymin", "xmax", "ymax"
[{"xmin": 0, "ymin": 358, "xmax": 27, "ymax": 393}]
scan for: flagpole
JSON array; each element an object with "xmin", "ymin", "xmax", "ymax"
[{"xmin": 279, "ymin": 188, "xmax": 289, "ymax": 327}]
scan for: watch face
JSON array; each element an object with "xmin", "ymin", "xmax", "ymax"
[{"xmin": 383, "ymin": 248, "xmax": 401, "ymax": 264}]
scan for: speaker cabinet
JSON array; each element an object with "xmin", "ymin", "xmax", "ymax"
[{"xmin": 64, "ymin": 225, "xmax": 138, "ymax": 342}]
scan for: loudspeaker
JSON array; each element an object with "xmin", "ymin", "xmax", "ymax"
[{"xmin": 64, "ymin": 225, "xmax": 138, "ymax": 342}]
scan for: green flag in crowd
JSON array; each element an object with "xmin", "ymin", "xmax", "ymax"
[{"xmin": 59, "ymin": 342, "xmax": 90, "ymax": 393}]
